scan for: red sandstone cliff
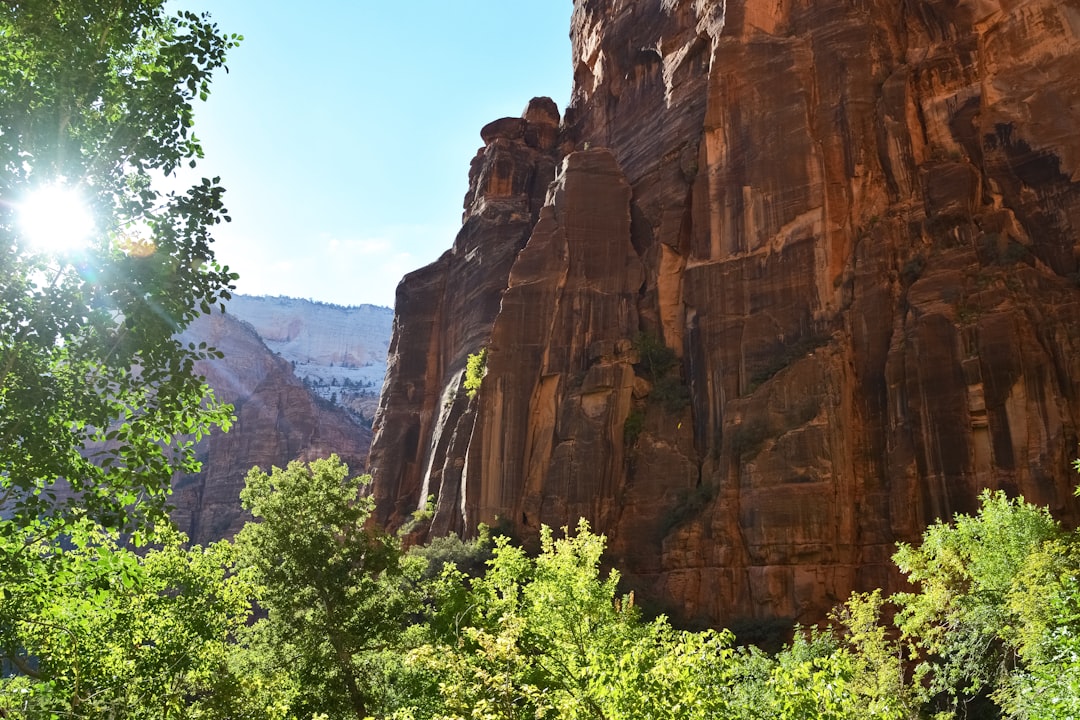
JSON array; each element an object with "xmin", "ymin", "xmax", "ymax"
[
  {"xmin": 174, "ymin": 311, "xmax": 371, "ymax": 544},
  {"xmin": 369, "ymin": 0, "xmax": 1080, "ymax": 627}
]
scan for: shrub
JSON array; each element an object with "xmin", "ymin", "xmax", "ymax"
[
  {"xmin": 624, "ymin": 408, "xmax": 646, "ymax": 446},
  {"xmin": 408, "ymin": 528, "xmax": 493, "ymax": 581},
  {"xmin": 729, "ymin": 418, "xmax": 773, "ymax": 459},
  {"xmin": 464, "ymin": 349, "xmax": 487, "ymax": 398},
  {"xmin": 633, "ymin": 332, "xmax": 677, "ymax": 381},
  {"xmin": 900, "ymin": 254, "xmax": 926, "ymax": 285},
  {"xmin": 664, "ymin": 482, "xmax": 717, "ymax": 532},
  {"xmin": 746, "ymin": 334, "xmax": 828, "ymax": 393},
  {"xmin": 653, "ymin": 376, "xmax": 691, "ymax": 413},
  {"xmin": 632, "ymin": 332, "xmax": 691, "ymax": 413},
  {"xmin": 1000, "ymin": 240, "xmax": 1032, "ymax": 264}
]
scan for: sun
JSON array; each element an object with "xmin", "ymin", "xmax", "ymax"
[{"xmin": 18, "ymin": 184, "xmax": 96, "ymax": 254}]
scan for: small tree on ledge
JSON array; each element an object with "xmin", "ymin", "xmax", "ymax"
[{"xmin": 464, "ymin": 348, "xmax": 487, "ymax": 398}]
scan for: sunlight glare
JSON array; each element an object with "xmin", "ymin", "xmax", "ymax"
[{"xmin": 18, "ymin": 184, "xmax": 96, "ymax": 254}]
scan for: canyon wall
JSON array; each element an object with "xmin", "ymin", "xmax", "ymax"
[
  {"xmin": 173, "ymin": 307, "xmax": 375, "ymax": 544},
  {"xmin": 226, "ymin": 296, "xmax": 393, "ymax": 425},
  {"xmin": 369, "ymin": 0, "xmax": 1080, "ymax": 627}
]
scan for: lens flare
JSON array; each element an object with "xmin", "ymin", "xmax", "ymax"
[{"xmin": 18, "ymin": 184, "xmax": 96, "ymax": 253}]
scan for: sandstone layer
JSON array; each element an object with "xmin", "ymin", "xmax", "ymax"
[{"xmin": 369, "ymin": 0, "xmax": 1080, "ymax": 628}]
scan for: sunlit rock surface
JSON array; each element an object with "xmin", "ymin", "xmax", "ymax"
[
  {"xmin": 367, "ymin": 98, "xmax": 563, "ymax": 527},
  {"xmin": 370, "ymin": 0, "xmax": 1080, "ymax": 628}
]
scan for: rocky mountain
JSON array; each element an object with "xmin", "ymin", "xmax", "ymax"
[
  {"xmin": 368, "ymin": 0, "xmax": 1080, "ymax": 629},
  {"xmin": 172, "ymin": 297, "xmax": 391, "ymax": 544},
  {"xmin": 226, "ymin": 296, "xmax": 392, "ymax": 426}
]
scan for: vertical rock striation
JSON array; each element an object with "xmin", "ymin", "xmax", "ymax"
[
  {"xmin": 370, "ymin": 0, "xmax": 1080, "ymax": 627},
  {"xmin": 367, "ymin": 99, "xmax": 562, "ymax": 530}
]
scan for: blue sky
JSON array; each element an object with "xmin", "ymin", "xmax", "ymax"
[{"xmin": 176, "ymin": 3, "xmax": 572, "ymax": 308}]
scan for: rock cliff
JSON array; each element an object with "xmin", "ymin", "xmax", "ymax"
[
  {"xmin": 225, "ymin": 296, "xmax": 392, "ymax": 426},
  {"xmin": 173, "ymin": 308, "xmax": 374, "ymax": 544},
  {"xmin": 369, "ymin": 0, "xmax": 1080, "ymax": 628}
]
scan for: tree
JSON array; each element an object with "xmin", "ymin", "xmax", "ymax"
[
  {"xmin": 892, "ymin": 490, "xmax": 1063, "ymax": 716},
  {"xmin": 0, "ymin": 1, "xmax": 242, "ymax": 713},
  {"xmin": 0, "ymin": 524, "xmax": 258, "ymax": 719},
  {"xmin": 464, "ymin": 348, "xmax": 486, "ymax": 398},
  {"xmin": 0, "ymin": 0, "xmax": 241, "ymax": 532},
  {"xmin": 632, "ymin": 331, "xmax": 677, "ymax": 382},
  {"xmin": 234, "ymin": 456, "xmax": 422, "ymax": 720},
  {"xmin": 1000, "ymin": 537, "xmax": 1080, "ymax": 719},
  {"xmin": 402, "ymin": 521, "xmax": 737, "ymax": 720},
  {"xmin": 402, "ymin": 522, "xmax": 637, "ymax": 720}
]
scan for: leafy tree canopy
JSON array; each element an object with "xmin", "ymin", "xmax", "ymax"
[
  {"xmin": 6, "ymin": 454, "xmax": 1080, "ymax": 719},
  {"xmin": 235, "ymin": 457, "xmax": 423, "ymax": 720},
  {"xmin": 0, "ymin": 3, "xmax": 242, "ymax": 714},
  {"xmin": 0, "ymin": 524, "xmax": 255, "ymax": 718},
  {"xmin": 893, "ymin": 490, "xmax": 1063, "ymax": 711},
  {"xmin": 464, "ymin": 348, "xmax": 486, "ymax": 399},
  {"xmin": 0, "ymin": 0, "xmax": 241, "ymax": 531}
]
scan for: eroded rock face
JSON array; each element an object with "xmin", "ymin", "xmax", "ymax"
[
  {"xmin": 463, "ymin": 148, "xmax": 644, "ymax": 536},
  {"xmin": 367, "ymin": 98, "xmax": 563, "ymax": 527},
  {"xmin": 173, "ymin": 312, "xmax": 371, "ymax": 544},
  {"xmin": 370, "ymin": 0, "xmax": 1080, "ymax": 628}
]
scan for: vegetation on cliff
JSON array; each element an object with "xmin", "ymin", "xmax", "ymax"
[{"xmin": 463, "ymin": 348, "xmax": 487, "ymax": 399}]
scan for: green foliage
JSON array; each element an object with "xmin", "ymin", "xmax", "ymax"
[
  {"xmin": 729, "ymin": 417, "xmax": 773, "ymax": 459},
  {"xmin": 0, "ymin": 4, "xmax": 246, "ymax": 715},
  {"xmin": 978, "ymin": 233, "xmax": 1033, "ymax": 266},
  {"xmin": 768, "ymin": 630, "xmax": 856, "ymax": 720},
  {"xmin": 643, "ymin": 627, "xmax": 774, "ymax": 720},
  {"xmin": 760, "ymin": 602, "xmax": 916, "ymax": 720},
  {"xmin": 830, "ymin": 591, "xmax": 918, "ymax": 718},
  {"xmin": 397, "ymin": 521, "xmax": 662, "ymax": 720},
  {"xmin": 1000, "ymin": 538, "xmax": 1080, "ymax": 719},
  {"xmin": 234, "ymin": 456, "xmax": 422, "ymax": 720},
  {"xmin": 652, "ymin": 375, "xmax": 691, "ymax": 412},
  {"xmin": 623, "ymin": 407, "xmax": 645, "ymax": 445},
  {"xmin": 407, "ymin": 526, "xmax": 493, "ymax": 581},
  {"xmin": 8, "ymin": 482, "xmax": 1080, "ymax": 720},
  {"xmin": 12, "ymin": 6, "xmax": 1080, "ymax": 719},
  {"xmin": 633, "ymin": 331, "xmax": 677, "ymax": 381},
  {"xmin": 664, "ymin": 482, "xmax": 717, "ymax": 532},
  {"xmin": 746, "ymin": 334, "xmax": 828, "ymax": 393},
  {"xmin": 900, "ymin": 254, "xmax": 926, "ymax": 285},
  {"xmin": 464, "ymin": 348, "xmax": 487, "ymax": 398},
  {"xmin": 0, "ymin": 0, "xmax": 240, "ymax": 531},
  {"xmin": 893, "ymin": 490, "xmax": 1063, "ymax": 714},
  {"xmin": 390, "ymin": 520, "xmax": 930, "ymax": 720},
  {"xmin": 632, "ymin": 332, "xmax": 690, "ymax": 415},
  {"xmin": 398, "ymin": 493, "xmax": 436, "ymax": 537},
  {"xmin": 0, "ymin": 523, "xmax": 257, "ymax": 718}
]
